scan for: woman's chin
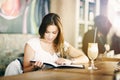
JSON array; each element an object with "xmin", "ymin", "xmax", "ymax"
[{"xmin": 47, "ymin": 40, "xmax": 53, "ymax": 43}]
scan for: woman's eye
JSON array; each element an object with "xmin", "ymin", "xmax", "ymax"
[
  {"xmin": 53, "ymin": 31, "xmax": 58, "ymax": 34},
  {"xmin": 45, "ymin": 31, "xmax": 49, "ymax": 33},
  {"xmin": 45, "ymin": 31, "xmax": 58, "ymax": 34}
]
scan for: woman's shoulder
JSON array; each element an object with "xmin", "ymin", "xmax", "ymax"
[
  {"xmin": 64, "ymin": 41, "xmax": 70, "ymax": 51},
  {"xmin": 27, "ymin": 37, "xmax": 40, "ymax": 43},
  {"xmin": 26, "ymin": 37, "xmax": 41, "ymax": 51},
  {"xmin": 64, "ymin": 41, "xmax": 69, "ymax": 46},
  {"xmin": 26, "ymin": 37, "xmax": 40, "ymax": 47}
]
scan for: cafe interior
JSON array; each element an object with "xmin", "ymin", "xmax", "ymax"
[{"xmin": 0, "ymin": 0, "xmax": 120, "ymax": 80}]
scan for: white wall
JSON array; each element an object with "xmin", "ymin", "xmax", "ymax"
[{"xmin": 50, "ymin": 0, "xmax": 76, "ymax": 46}]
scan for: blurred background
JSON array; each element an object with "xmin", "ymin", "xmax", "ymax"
[{"xmin": 0, "ymin": 0, "xmax": 119, "ymax": 48}]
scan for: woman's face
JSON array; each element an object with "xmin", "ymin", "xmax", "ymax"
[{"xmin": 44, "ymin": 25, "xmax": 59, "ymax": 43}]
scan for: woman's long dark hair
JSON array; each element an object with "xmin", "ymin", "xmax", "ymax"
[{"xmin": 39, "ymin": 13, "xmax": 64, "ymax": 56}]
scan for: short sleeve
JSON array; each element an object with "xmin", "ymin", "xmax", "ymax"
[{"xmin": 26, "ymin": 38, "xmax": 40, "ymax": 51}]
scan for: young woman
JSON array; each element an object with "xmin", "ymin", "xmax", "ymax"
[{"xmin": 23, "ymin": 13, "xmax": 89, "ymax": 72}]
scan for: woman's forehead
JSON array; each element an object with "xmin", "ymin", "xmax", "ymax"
[{"xmin": 46, "ymin": 25, "xmax": 58, "ymax": 31}]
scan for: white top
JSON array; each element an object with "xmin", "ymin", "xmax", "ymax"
[{"xmin": 27, "ymin": 38, "xmax": 69, "ymax": 63}]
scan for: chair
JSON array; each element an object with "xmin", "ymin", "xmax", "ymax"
[{"xmin": 4, "ymin": 57, "xmax": 23, "ymax": 76}]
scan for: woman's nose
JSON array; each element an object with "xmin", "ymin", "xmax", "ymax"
[{"xmin": 48, "ymin": 33, "xmax": 53, "ymax": 39}]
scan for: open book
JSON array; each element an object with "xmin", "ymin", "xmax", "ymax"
[{"xmin": 30, "ymin": 60, "xmax": 85, "ymax": 69}]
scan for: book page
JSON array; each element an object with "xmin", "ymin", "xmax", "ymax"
[
  {"xmin": 43, "ymin": 61, "xmax": 85, "ymax": 69},
  {"xmin": 30, "ymin": 60, "xmax": 85, "ymax": 69}
]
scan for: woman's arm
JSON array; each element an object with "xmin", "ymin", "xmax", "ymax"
[
  {"xmin": 68, "ymin": 44, "xmax": 89, "ymax": 64},
  {"xmin": 23, "ymin": 43, "xmax": 35, "ymax": 72},
  {"xmin": 23, "ymin": 43, "xmax": 43, "ymax": 73},
  {"xmin": 55, "ymin": 44, "xmax": 89, "ymax": 65}
]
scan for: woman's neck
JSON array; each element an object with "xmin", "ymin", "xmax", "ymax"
[
  {"xmin": 40, "ymin": 39, "xmax": 56, "ymax": 54},
  {"xmin": 41, "ymin": 39, "xmax": 54, "ymax": 45}
]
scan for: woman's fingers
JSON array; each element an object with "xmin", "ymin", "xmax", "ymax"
[
  {"xmin": 34, "ymin": 61, "xmax": 43, "ymax": 68},
  {"xmin": 55, "ymin": 58, "xmax": 72, "ymax": 65},
  {"xmin": 55, "ymin": 58, "xmax": 66, "ymax": 65}
]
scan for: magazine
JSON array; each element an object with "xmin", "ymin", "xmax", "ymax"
[{"xmin": 30, "ymin": 60, "xmax": 85, "ymax": 69}]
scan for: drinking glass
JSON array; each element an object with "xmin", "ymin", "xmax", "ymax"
[{"xmin": 87, "ymin": 43, "xmax": 98, "ymax": 70}]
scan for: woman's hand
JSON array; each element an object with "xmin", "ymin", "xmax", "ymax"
[
  {"xmin": 31, "ymin": 61, "xmax": 43, "ymax": 69},
  {"xmin": 55, "ymin": 58, "xmax": 72, "ymax": 65}
]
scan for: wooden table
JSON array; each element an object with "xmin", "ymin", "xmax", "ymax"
[
  {"xmin": 98, "ymin": 54, "xmax": 120, "ymax": 62},
  {"xmin": 101, "ymin": 57, "xmax": 120, "ymax": 62},
  {"xmin": 0, "ymin": 61, "xmax": 118, "ymax": 80}
]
